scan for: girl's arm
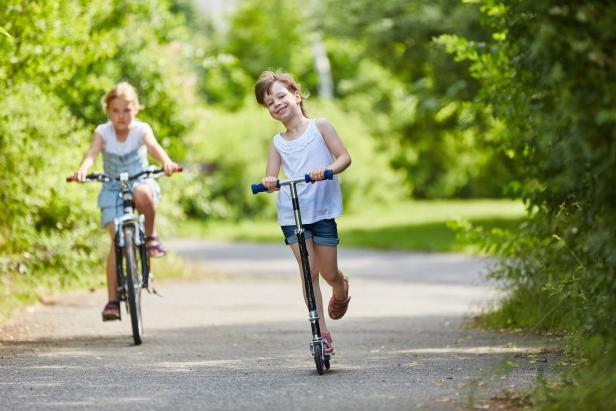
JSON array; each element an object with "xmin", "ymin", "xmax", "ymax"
[
  {"xmin": 74, "ymin": 133, "xmax": 104, "ymax": 181},
  {"xmin": 313, "ymin": 118, "xmax": 352, "ymax": 180},
  {"xmin": 143, "ymin": 132, "xmax": 178, "ymax": 175},
  {"xmin": 262, "ymin": 143, "xmax": 282, "ymax": 192}
]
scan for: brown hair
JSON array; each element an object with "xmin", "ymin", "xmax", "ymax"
[
  {"xmin": 101, "ymin": 81, "xmax": 143, "ymax": 113},
  {"xmin": 255, "ymin": 70, "xmax": 309, "ymax": 117}
]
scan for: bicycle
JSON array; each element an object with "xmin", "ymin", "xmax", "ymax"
[
  {"xmin": 67, "ymin": 166, "xmax": 181, "ymax": 345},
  {"xmin": 251, "ymin": 169, "xmax": 334, "ymax": 375}
]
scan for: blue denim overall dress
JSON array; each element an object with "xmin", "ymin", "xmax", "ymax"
[{"xmin": 97, "ymin": 145, "xmax": 160, "ymax": 227}]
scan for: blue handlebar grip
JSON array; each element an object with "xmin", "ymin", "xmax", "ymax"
[
  {"xmin": 251, "ymin": 180, "xmax": 281, "ymax": 194},
  {"xmin": 251, "ymin": 183, "xmax": 267, "ymax": 194},
  {"xmin": 304, "ymin": 169, "xmax": 334, "ymax": 183}
]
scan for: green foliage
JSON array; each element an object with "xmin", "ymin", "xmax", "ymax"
[
  {"xmin": 191, "ymin": 0, "xmax": 320, "ymax": 109},
  {"xmin": 459, "ymin": 0, "xmax": 616, "ymax": 338},
  {"xmin": 199, "ymin": 54, "xmax": 253, "ymax": 110},
  {"xmin": 443, "ymin": 0, "xmax": 616, "ymax": 405},
  {"xmin": 225, "ymin": 0, "xmax": 312, "ymax": 80},
  {"xmin": 0, "ymin": 84, "xmax": 104, "ymax": 308},
  {"xmin": 178, "ymin": 0, "xmax": 519, "ymax": 201},
  {"xmin": 0, "ymin": 0, "xmax": 201, "ymax": 317},
  {"xmin": 188, "ymin": 0, "xmax": 513, "ymax": 199},
  {"xmin": 321, "ymin": 0, "xmax": 513, "ymax": 198},
  {"xmin": 531, "ymin": 334, "xmax": 616, "ymax": 411}
]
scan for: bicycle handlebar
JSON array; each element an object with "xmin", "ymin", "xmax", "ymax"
[
  {"xmin": 66, "ymin": 166, "xmax": 183, "ymax": 183},
  {"xmin": 251, "ymin": 169, "xmax": 333, "ymax": 194}
]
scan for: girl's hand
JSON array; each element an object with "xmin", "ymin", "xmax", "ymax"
[
  {"xmin": 73, "ymin": 168, "xmax": 88, "ymax": 182},
  {"xmin": 262, "ymin": 176, "xmax": 279, "ymax": 192},
  {"xmin": 308, "ymin": 167, "xmax": 328, "ymax": 183},
  {"xmin": 163, "ymin": 161, "xmax": 180, "ymax": 176}
]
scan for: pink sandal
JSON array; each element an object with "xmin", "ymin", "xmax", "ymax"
[
  {"xmin": 102, "ymin": 301, "xmax": 120, "ymax": 321},
  {"xmin": 145, "ymin": 236, "xmax": 167, "ymax": 258},
  {"xmin": 328, "ymin": 276, "xmax": 351, "ymax": 320}
]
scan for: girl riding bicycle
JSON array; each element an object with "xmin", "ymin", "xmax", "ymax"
[
  {"xmin": 72, "ymin": 82, "xmax": 178, "ymax": 321},
  {"xmin": 255, "ymin": 70, "xmax": 352, "ymax": 353}
]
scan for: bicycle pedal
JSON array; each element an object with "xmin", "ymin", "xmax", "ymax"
[{"xmin": 145, "ymin": 287, "xmax": 163, "ymax": 297}]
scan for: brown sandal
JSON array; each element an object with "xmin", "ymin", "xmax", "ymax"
[{"xmin": 328, "ymin": 276, "xmax": 351, "ymax": 320}]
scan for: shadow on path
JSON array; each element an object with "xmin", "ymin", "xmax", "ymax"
[{"xmin": 1, "ymin": 316, "xmax": 553, "ymax": 411}]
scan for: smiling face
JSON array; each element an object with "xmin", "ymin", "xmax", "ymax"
[
  {"xmin": 106, "ymin": 97, "xmax": 137, "ymax": 132},
  {"xmin": 262, "ymin": 81, "xmax": 302, "ymax": 122}
]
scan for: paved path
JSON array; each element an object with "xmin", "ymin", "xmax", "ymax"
[
  {"xmin": 167, "ymin": 240, "xmax": 495, "ymax": 285},
  {"xmin": 0, "ymin": 240, "xmax": 554, "ymax": 410}
]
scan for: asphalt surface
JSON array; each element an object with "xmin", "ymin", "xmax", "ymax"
[{"xmin": 0, "ymin": 240, "xmax": 555, "ymax": 410}]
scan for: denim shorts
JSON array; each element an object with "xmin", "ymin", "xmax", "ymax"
[
  {"xmin": 99, "ymin": 178, "xmax": 160, "ymax": 228},
  {"xmin": 281, "ymin": 218, "xmax": 339, "ymax": 246}
]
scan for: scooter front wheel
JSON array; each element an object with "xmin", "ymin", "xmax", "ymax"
[
  {"xmin": 313, "ymin": 341, "xmax": 325, "ymax": 375},
  {"xmin": 314, "ymin": 355, "xmax": 324, "ymax": 375}
]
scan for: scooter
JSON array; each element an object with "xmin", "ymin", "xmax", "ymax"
[{"xmin": 251, "ymin": 169, "xmax": 334, "ymax": 375}]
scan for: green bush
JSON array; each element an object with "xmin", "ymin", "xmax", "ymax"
[
  {"xmin": 441, "ymin": 0, "xmax": 616, "ymax": 407},
  {"xmin": 0, "ymin": 84, "xmax": 104, "ymax": 304},
  {"xmin": 321, "ymin": 0, "xmax": 513, "ymax": 198}
]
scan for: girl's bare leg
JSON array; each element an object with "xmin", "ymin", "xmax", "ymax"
[
  {"xmin": 133, "ymin": 183, "xmax": 155, "ymax": 237},
  {"xmin": 105, "ymin": 223, "xmax": 118, "ymax": 301},
  {"xmin": 289, "ymin": 239, "xmax": 328, "ymax": 333},
  {"xmin": 313, "ymin": 243, "xmax": 346, "ymax": 301}
]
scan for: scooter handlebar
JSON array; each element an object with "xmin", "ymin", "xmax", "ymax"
[
  {"xmin": 304, "ymin": 169, "xmax": 334, "ymax": 183},
  {"xmin": 251, "ymin": 181, "xmax": 278, "ymax": 194},
  {"xmin": 251, "ymin": 170, "xmax": 334, "ymax": 195}
]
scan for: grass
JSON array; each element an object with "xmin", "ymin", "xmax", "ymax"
[
  {"xmin": 174, "ymin": 199, "xmax": 526, "ymax": 253},
  {"xmin": 0, "ymin": 269, "xmax": 103, "ymax": 322},
  {"xmin": 0, "ymin": 253, "xmax": 211, "ymax": 324}
]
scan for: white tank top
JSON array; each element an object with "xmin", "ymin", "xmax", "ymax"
[
  {"xmin": 95, "ymin": 120, "xmax": 152, "ymax": 156},
  {"xmin": 273, "ymin": 119, "xmax": 343, "ymax": 226}
]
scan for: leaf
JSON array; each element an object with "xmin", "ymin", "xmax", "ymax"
[{"xmin": 0, "ymin": 26, "xmax": 12, "ymax": 39}]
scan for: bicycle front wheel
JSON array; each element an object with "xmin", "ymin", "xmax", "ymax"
[{"xmin": 123, "ymin": 226, "xmax": 143, "ymax": 345}]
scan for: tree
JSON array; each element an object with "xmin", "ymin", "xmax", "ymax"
[
  {"xmin": 439, "ymin": 2, "xmax": 616, "ymax": 404},
  {"xmin": 321, "ymin": 0, "xmax": 513, "ymax": 198}
]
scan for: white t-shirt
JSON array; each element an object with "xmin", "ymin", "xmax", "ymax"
[
  {"xmin": 95, "ymin": 120, "xmax": 153, "ymax": 156},
  {"xmin": 273, "ymin": 119, "xmax": 343, "ymax": 226}
]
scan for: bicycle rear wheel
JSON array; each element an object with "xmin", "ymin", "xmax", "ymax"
[{"xmin": 123, "ymin": 226, "xmax": 143, "ymax": 345}]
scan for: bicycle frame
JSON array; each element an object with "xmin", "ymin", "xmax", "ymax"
[{"xmin": 112, "ymin": 172, "xmax": 150, "ymax": 293}]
